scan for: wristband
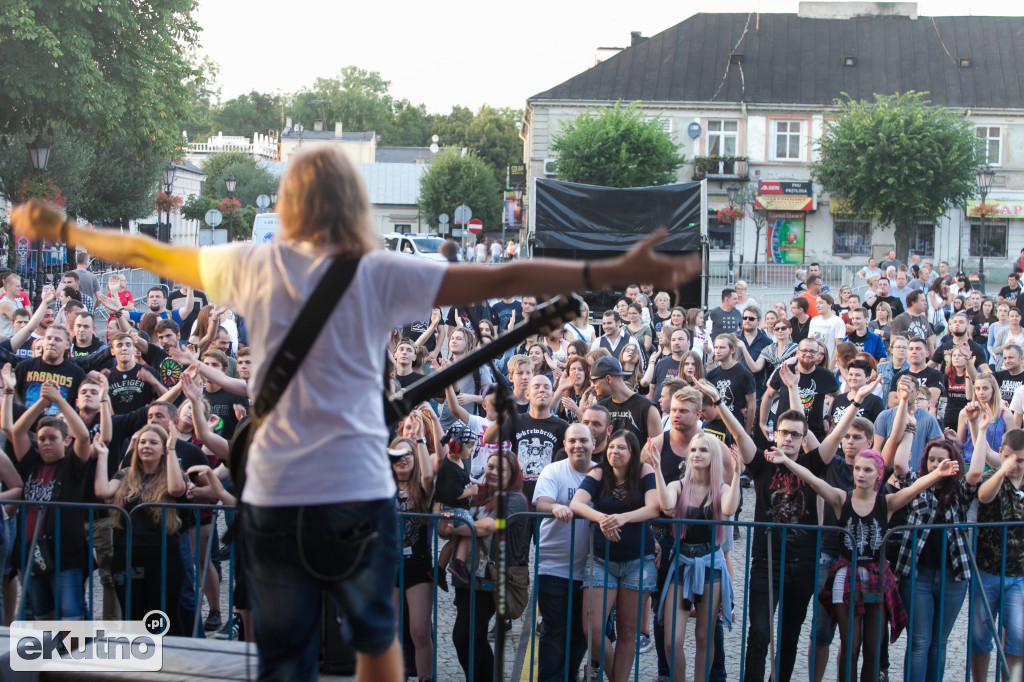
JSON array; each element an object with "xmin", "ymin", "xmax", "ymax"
[
  {"xmin": 713, "ymin": 398, "xmax": 723, "ymax": 406},
  {"xmin": 416, "ymin": 438, "xmax": 427, "ymax": 444},
  {"xmin": 3, "ymin": 389, "xmax": 13, "ymax": 395},
  {"xmin": 852, "ymin": 400, "xmax": 862, "ymax": 407},
  {"xmin": 582, "ymin": 261, "xmax": 595, "ymax": 291}
]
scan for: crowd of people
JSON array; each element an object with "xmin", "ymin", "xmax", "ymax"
[
  {"xmin": 6, "ymin": 149, "xmax": 1022, "ymax": 682},
  {"xmin": 0, "ymin": 260, "xmax": 249, "ymax": 640}
]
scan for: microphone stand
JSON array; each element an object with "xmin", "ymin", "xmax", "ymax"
[{"xmin": 490, "ymin": 378, "xmax": 516, "ymax": 679}]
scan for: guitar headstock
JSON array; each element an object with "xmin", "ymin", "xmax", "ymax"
[{"xmin": 529, "ymin": 295, "xmax": 584, "ymax": 335}]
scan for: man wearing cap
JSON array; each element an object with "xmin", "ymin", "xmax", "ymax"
[{"xmin": 590, "ymin": 355, "xmax": 661, "ymax": 443}]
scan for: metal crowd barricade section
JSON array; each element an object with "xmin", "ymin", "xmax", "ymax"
[
  {"xmin": 6, "ymin": 499, "xmax": 132, "ymax": 622},
  {"xmin": 879, "ymin": 520, "xmax": 1024, "ymax": 682}
]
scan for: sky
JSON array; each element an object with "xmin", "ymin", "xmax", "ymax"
[{"xmin": 194, "ymin": 0, "xmax": 1018, "ymax": 116}]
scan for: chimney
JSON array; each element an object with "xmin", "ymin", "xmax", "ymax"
[
  {"xmin": 313, "ymin": 119, "xmax": 324, "ymax": 132},
  {"xmin": 285, "ymin": 116, "xmax": 293, "ymax": 129},
  {"xmin": 630, "ymin": 31, "xmax": 645, "ymax": 46},
  {"xmin": 335, "ymin": 122, "xmax": 343, "ymax": 138}
]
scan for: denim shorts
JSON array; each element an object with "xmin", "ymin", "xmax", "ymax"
[
  {"xmin": 971, "ymin": 570, "xmax": 1024, "ymax": 657},
  {"xmin": 439, "ymin": 504, "xmax": 473, "ymax": 525},
  {"xmin": 584, "ymin": 555, "xmax": 657, "ymax": 592}
]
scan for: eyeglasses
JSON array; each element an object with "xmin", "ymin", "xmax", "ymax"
[
  {"xmin": 743, "ymin": 316, "xmax": 758, "ymax": 321},
  {"xmin": 798, "ymin": 349, "xmax": 817, "ymax": 355},
  {"xmin": 774, "ymin": 326, "xmax": 789, "ymax": 332},
  {"xmin": 775, "ymin": 428, "xmax": 806, "ymax": 440}
]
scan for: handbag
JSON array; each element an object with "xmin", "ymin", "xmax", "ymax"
[
  {"xmin": 227, "ymin": 257, "xmax": 359, "ymax": 498},
  {"xmin": 485, "ymin": 560, "xmax": 531, "ymax": 620},
  {"xmin": 30, "ymin": 535, "xmax": 55, "ymax": 578}
]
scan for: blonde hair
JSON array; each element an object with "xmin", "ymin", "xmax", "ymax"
[
  {"xmin": 277, "ymin": 147, "xmax": 380, "ymax": 254},
  {"xmin": 112, "ymin": 424, "xmax": 181, "ymax": 535}
]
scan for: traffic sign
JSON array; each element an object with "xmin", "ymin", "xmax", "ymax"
[
  {"xmin": 467, "ymin": 218, "xmax": 483, "ymax": 235},
  {"xmin": 256, "ymin": 194, "xmax": 270, "ymax": 209},
  {"xmin": 438, "ymin": 213, "xmax": 450, "ymax": 225},
  {"xmin": 205, "ymin": 209, "xmax": 223, "ymax": 227},
  {"xmin": 454, "ymin": 204, "xmax": 472, "ymax": 225},
  {"xmin": 451, "ymin": 229, "xmax": 465, "ymax": 238}
]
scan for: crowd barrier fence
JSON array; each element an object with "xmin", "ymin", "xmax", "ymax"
[{"xmin": 3, "ymin": 500, "xmax": 1022, "ymax": 682}]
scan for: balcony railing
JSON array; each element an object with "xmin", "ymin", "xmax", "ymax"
[{"xmin": 692, "ymin": 156, "xmax": 749, "ymax": 181}]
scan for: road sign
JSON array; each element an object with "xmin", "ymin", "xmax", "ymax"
[
  {"xmin": 256, "ymin": 194, "xmax": 270, "ymax": 209},
  {"xmin": 454, "ymin": 204, "xmax": 472, "ymax": 225},
  {"xmin": 438, "ymin": 213, "xmax": 450, "ymax": 225},
  {"xmin": 467, "ymin": 218, "xmax": 483, "ymax": 235},
  {"xmin": 451, "ymin": 229, "xmax": 465, "ymax": 238},
  {"xmin": 205, "ymin": 209, "xmax": 223, "ymax": 227}
]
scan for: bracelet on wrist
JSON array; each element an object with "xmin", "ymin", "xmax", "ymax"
[
  {"xmin": 713, "ymin": 398, "xmax": 723, "ymax": 406},
  {"xmin": 3, "ymin": 389, "xmax": 14, "ymax": 395},
  {"xmin": 582, "ymin": 261, "xmax": 595, "ymax": 290},
  {"xmin": 416, "ymin": 438, "xmax": 427, "ymax": 444},
  {"xmin": 852, "ymin": 400, "xmax": 862, "ymax": 407}
]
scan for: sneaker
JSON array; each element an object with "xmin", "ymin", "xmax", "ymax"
[
  {"xmin": 638, "ymin": 633, "xmax": 653, "ymax": 653},
  {"xmin": 446, "ymin": 558, "xmax": 471, "ymax": 588},
  {"xmin": 487, "ymin": 618, "xmax": 512, "ymax": 642},
  {"xmin": 214, "ymin": 612, "xmax": 242, "ymax": 640},
  {"xmin": 203, "ymin": 610, "xmax": 222, "ymax": 632},
  {"xmin": 586, "ymin": 659, "xmax": 601, "ymax": 681}
]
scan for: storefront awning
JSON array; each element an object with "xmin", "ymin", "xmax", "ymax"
[
  {"xmin": 756, "ymin": 180, "xmax": 813, "ymax": 212},
  {"xmin": 755, "ymin": 195, "xmax": 813, "ymax": 211}
]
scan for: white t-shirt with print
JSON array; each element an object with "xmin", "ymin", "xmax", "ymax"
[
  {"xmin": 533, "ymin": 459, "xmax": 593, "ymax": 580},
  {"xmin": 199, "ymin": 244, "xmax": 446, "ymax": 506}
]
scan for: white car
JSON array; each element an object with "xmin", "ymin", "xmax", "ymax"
[{"xmin": 382, "ymin": 233, "xmax": 462, "ymax": 262}]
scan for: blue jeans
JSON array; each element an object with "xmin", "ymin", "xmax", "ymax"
[
  {"xmin": 537, "ymin": 574, "xmax": 587, "ymax": 682},
  {"xmin": 26, "ymin": 567, "xmax": 84, "ymax": 620},
  {"xmin": 242, "ymin": 499, "xmax": 399, "ymax": 682},
  {"xmin": 972, "ymin": 570, "xmax": 1024, "ymax": 657},
  {"xmin": 900, "ymin": 566, "xmax": 968, "ymax": 682}
]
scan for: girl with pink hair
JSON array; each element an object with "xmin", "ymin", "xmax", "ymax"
[{"xmin": 765, "ymin": 446, "xmax": 958, "ymax": 681}]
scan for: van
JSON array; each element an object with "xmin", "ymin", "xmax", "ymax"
[{"xmin": 251, "ymin": 213, "xmax": 282, "ymax": 244}]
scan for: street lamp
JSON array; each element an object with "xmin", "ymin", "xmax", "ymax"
[
  {"xmin": 270, "ymin": 188, "xmax": 278, "ymax": 208},
  {"xmin": 726, "ymin": 183, "xmax": 739, "ymax": 285},
  {"xmin": 225, "ymin": 174, "xmax": 237, "ymax": 242},
  {"xmin": 26, "ymin": 134, "xmax": 52, "ymax": 307},
  {"xmin": 973, "ymin": 165, "xmax": 995, "ymax": 293},
  {"xmin": 163, "ymin": 163, "xmax": 176, "ymax": 241}
]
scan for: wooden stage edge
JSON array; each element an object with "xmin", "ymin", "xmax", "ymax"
[{"xmin": 0, "ymin": 627, "xmax": 355, "ymax": 681}]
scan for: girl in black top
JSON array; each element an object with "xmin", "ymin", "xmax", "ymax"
[
  {"xmin": 94, "ymin": 423, "xmax": 187, "ymax": 634},
  {"xmin": 970, "ymin": 297, "xmax": 998, "ymax": 349},
  {"xmin": 943, "ymin": 346, "xmax": 973, "ymax": 430},
  {"xmin": 388, "ymin": 427, "xmax": 435, "ymax": 682},
  {"xmin": 570, "ymin": 430, "xmax": 659, "ymax": 682},
  {"xmin": 650, "ymin": 432, "xmax": 741, "ymax": 682},
  {"xmin": 765, "ymin": 448, "xmax": 957, "ymax": 682}
]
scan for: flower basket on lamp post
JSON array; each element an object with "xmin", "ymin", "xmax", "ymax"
[
  {"xmin": 153, "ymin": 191, "xmax": 183, "ymax": 215},
  {"xmin": 716, "ymin": 206, "xmax": 746, "ymax": 223}
]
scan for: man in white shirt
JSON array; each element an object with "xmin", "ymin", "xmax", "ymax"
[
  {"xmin": 808, "ymin": 294, "xmax": 847, "ymax": 369},
  {"xmin": 533, "ymin": 423, "xmax": 595, "ymax": 682},
  {"xmin": 590, "ymin": 310, "xmax": 641, "ymax": 357}
]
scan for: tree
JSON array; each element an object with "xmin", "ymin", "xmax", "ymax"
[
  {"xmin": 199, "ymin": 152, "xmax": 256, "ymax": 199},
  {"xmin": 291, "ymin": 67, "xmax": 395, "ymax": 138},
  {"xmin": 214, "ymin": 162, "xmax": 275, "ymax": 208},
  {"xmin": 812, "ymin": 92, "xmax": 982, "ymax": 260},
  {"xmin": 418, "ymin": 151, "xmax": 502, "ymax": 231},
  {"xmin": 77, "ymin": 141, "xmax": 162, "ymax": 227},
  {"xmin": 0, "ymin": 0, "xmax": 202, "ymax": 162},
  {"xmin": 0, "ymin": 126, "xmax": 96, "ymax": 217},
  {"xmin": 181, "ymin": 194, "xmax": 216, "ymax": 223},
  {"xmin": 430, "ymin": 105, "xmax": 522, "ymax": 176},
  {"xmin": 550, "ymin": 101, "xmax": 685, "ymax": 188},
  {"xmin": 213, "ymin": 90, "xmax": 284, "ymax": 138},
  {"xmin": 736, "ymin": 184, "xmax": 768, "ymax": 264}
]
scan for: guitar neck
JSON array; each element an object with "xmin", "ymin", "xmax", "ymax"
[{"xmin": 385, "ymin": 296, "xmax": 581, "ymax": 424}]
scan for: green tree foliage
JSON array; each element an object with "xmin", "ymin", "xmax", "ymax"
[
  {"xmin": 292, "ymin": 67, "xmax": 396, "ymax": 140},
  {"xmin": 551, "ymin": 102, "xmax": 684, "ymax": 188},
  {"xmin": 214, "ymin": 162, "xmax": 275, "ymax": 207},
  {"xmin": 181, "ymin": 194, "xmax": 216, "ymax": 223},
  {"xmin": 0, "ymin": 0, "xmax": 202, "ymax": 161},
  {"xmin": 812, "ymin": 91, "xmax": 982, "ymax": 258},
  {"xmin": 77, "ymin": 142, "xmax": 162, "ymax": 225},
  {"xmin": 389, "ymin": 100, "xmax": 433, "ymax": 147},
  {"xmin": 199, "ymin": 152, "xmax": 256, "ymax": 199},
  {"xmin": 0, "ymin": 126, "xmax": 96, "ymax": 217},
  {"xmin": 432, "ymin": 105, "xmax": 522, "ymax": 177},
  {"xmin": 214, "ymin": 90, "xmax": 284, "ymax": 138},
  {"xmin": 418, "ymin": 151, "xmax": 501, "ymax": 231}
]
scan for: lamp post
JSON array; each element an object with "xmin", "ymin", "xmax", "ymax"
[
  {"xmin": 225, "ymin": 174, "xmax": 237, "ymax": 242},
  {"xmin": 973, "ymin": 165, "xmax": 995, "ymax": 294},
  {"xmin": 163, "ymin": 163, "xmax": 177, "ymax": 241},
  {"xmin": 270, "ymin": 189, "xmax": 278, "ymax": 209},
  {"xmin": 25, "ymin": 134, "xmax": 52, "ymax": 307},
  {"xmin": 726, "ymin": 183, "xmax": 739, "ymax": 285}
]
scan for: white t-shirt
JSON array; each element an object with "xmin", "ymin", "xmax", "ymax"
[
  {"xmin": 199, "ymin": 243, "xmax": 446, "ymax": 506},
  {"xmin": 809, "ymin": 314, "xmax": 846, "ymax": 361},
  {"xmin": 1011, "ymin": 385, "xmax": 1024, "ymax": 416},
  {"xmin": 532, "ymin": 459, "xmax": 593, "ymax": 580}
]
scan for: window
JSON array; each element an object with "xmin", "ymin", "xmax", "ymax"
[
  {"xmin": 394, "ymin": 224, "xmax": 412, "ymax": 232},
  {"xmin": 707, "ymin": 120, "xmax": 738, "ymax": 156},
  {"xmin": 976, "ymin": 126, "xmax": 1001, "ymax": 165},
  {"xmin": 773, "ymin": 121, "xmax": 802, "ymax": 160},
  {"xmin": 708, "ymin": 214, "xmax": 733, "ymax": 250},
  {"xmin": 970, "ymin": 220, "xmax": 1008, "ymax": 258},
  {"xmin": 908, "ymin": 221, "xmax": 935, "ymax": 258},
  {"xmin": 832, "ymin": 219, "xmax": 871, "ymax": 256}
]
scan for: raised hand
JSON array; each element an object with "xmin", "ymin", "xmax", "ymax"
[
  {"xmin": 179, "ymin": 370, "xmax": 203, "ymax": 402},
  {"xmin": 854, "ymin": 374, "xmax": 883, "ymax": 402},
  {"xmin": 166, "ymin": 423, "xmax": 179, "ymax": 449},
  {"xmin": 779, "ymin": 361, "xmax": 800, "ymax": 389},
  {"xmin": 642, "ymin": 438, "xmax": 661, "ymax": 469},
  {"xmin": 39, "ymin": 380, "xmax": 62, "ymax": 405},
  {"xmin": 935, "ymin": 459, "xmax": 960, "ymax": 477},
  {"xmin": 694, "ymin": 378, "xmax": 721, "ymax": 403},
  {"xmin": 0, "ymin": 363, "xmax": 16, "ymax": 391},
  {"xmin": 764, "ymin": 447, "xmax": 792, "ymax": 466},
  {"xmin": 233, "ymin": 403, "xmax": 247, "ymax": 422}
]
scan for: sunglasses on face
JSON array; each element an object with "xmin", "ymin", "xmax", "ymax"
[
  {"xmin": 743, "ymin": 316, "xmax": 757, "ymax": 321},
  {"xmin": 774, "ymin": 326, "xmax": 789, "ymax": 332}
]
